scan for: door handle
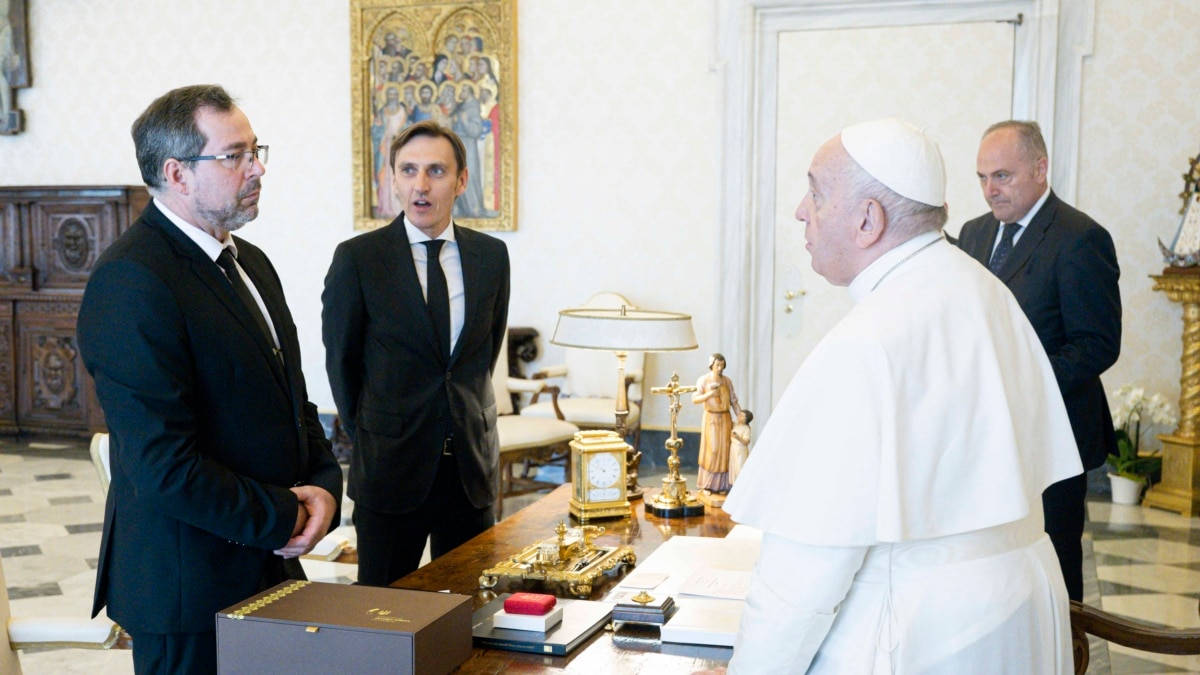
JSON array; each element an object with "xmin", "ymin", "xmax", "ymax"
[{"xmin": 783, "ymin": 289, "xmax": 806, "ymax": 300}]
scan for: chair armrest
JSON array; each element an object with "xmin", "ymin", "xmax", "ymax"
[
  {"xmin": 1069, "ymin": 600, "xmax": 1200, "ymax": 654},
  {"xmin": 508, "ymin": 377, "xmax": 548, "ymax": 394},
  {"xmin": 531, "ymin": 364, "xmax": 568, "ymax": 379},
  {"xmin": 529, "ymin": 384, "xmax": 566, "ymax": 420},
  {"xmin": 9, "ymin": 616, "xmax": 124, "ymax": 650}
]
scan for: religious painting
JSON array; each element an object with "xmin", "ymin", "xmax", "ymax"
[
  {"xmin": 1, "ymin": 0, "xmax": 30, "ymax": 135},
  {"xmin": 350, "ymin": 0, "xmax": 517, "ymax": 231}
]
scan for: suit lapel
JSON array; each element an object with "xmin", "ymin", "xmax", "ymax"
[
  {"xmin": 143, "ymin": 206, "xmax": 290, "ymax": 397},
  {"xmin": 972, "ymin": 218, "xmax": 1001, "ymax": 266},
  {"xmin": 451, "ymin": 225, "xmax": 481, "ymax": 366},
  {"xmin": 232, "ymin": 241, "xmax": 293, "ymax": 396},
  {"xmin": 997, "ymin": 192, "xmax": 1057, "ymax": 282},
  {"xmin": 382, "ymin": 215, "xmax": 445, "ymax": 363}
]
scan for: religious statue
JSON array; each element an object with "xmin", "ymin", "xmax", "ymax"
[
  {"xmin": 728, "ymin": 409, "xmax": 754, "ymax": 485},
  {"xmin": 691, "ymin": 353, "xmax": 741, "ymax": 496}
]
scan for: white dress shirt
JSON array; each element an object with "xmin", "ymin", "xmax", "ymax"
[
  {"xmin": 989, "ymin": 186, "xmax": 1051, "ymax": 258},
  {"xmin": 153, "ymin": 198, "xmax": 280, "ymax": 349},
  {"xmin": 404, "ymin": 217, "xmax": 465, "ymax": 354}
]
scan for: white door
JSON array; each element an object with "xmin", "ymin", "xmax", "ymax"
[{"xmin": 770, "ymin": 21, "xmax": 1015, "ymax": 406}]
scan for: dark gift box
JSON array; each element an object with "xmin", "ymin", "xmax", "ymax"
[{"xmin": 216, "ymin": 580, "xmax": 471, "ymax": 674}]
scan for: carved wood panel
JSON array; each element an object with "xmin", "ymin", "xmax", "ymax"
[
  {"xmin": 1, "ymin": 186, "xmax": 146, "ymax": 436},
  {"xmin": 16, "ymin": 302, "xmax": 90, "ymax": 428},
  {"xmin": 0, "ymin": 303, "xmax": 14, "ymax": 429},
  {"xmin": 30, "ymin": 200, "xmax": 118, "ymax": 290},
  {"xmin": 0, "ymin": 201, "xmax": 32, "ymax": 289}
]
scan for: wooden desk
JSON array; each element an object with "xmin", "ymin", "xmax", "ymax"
[{"xmin": 392, "ymin": 484, "xmax": 736, "ymax": 672}]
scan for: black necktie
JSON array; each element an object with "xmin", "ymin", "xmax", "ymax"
[
  {"xmin": 215, "ymin": 248, "xmax": 278, "ymax": 356},
  {"xmin": 423, "ymin": 240, "xmax": 451, "ymax": 359},
  {"xmin": 988, "ymin": 222, "xmax": 1021, "ymax": 274}
]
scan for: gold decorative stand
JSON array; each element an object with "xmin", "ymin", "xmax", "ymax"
[
  {"xmin": 646, "ymin": 373, "xmax": 705, "ymax": 518},
  {"xmin": 1143, "ymin": 269, "xmax": 1200, "ymax": 516}
]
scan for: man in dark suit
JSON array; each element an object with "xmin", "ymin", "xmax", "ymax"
[
  {"xmin": 77, "ymin": 85, "xmax": 342, "ymax": 673},
  {"xmin": 958, "ymin": 120, "xmax": 1121, "ymax": 601},
  {"xmin": 323, "ymin": 120, "xmax": 509, "ymax": 587}
]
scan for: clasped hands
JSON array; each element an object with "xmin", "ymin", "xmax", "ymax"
[{"xmin": 273, "ymin": 485, "xmax": 337, "ymax": 559}]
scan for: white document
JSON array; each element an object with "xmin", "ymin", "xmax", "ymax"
[
  {"xmin": 659, "ymin": 598, "xmax": 742, "ymax": 647},
  {"xmin": 677, "ymin": 568, "xmax": 752, "ymax": 600},
  {"xmin": 620, "ymin": 571, "xmax": 669, "ymax": 590}
]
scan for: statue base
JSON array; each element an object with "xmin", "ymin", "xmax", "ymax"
[
  {"xmin": 1142, "ymin": 434, "xmax": 1200, "ymax": 517},
  {"xmin": 645, "ymin": 475, "xmax": 704, "ymax": 518}
]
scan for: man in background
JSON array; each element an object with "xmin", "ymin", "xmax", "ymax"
[{"xmin": 958, "ymin": 120, "xmax": 1121, "ymax": 601}]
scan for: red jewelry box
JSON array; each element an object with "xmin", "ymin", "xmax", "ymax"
[{"xmin": 503, "ymin": 592, "xmax": 557, "ymax": 615}]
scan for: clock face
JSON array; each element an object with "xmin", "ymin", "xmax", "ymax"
[{"xmin": 587, "ymin": 453, "xmax": 621, "ymax": 489}]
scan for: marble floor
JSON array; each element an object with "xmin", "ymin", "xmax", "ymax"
[{"xmin": 1, "ymin": 437, "xmax": 1197, "ymax": 674}]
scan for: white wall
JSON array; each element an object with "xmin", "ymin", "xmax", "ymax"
[
  {"xmin": 0, "ymin": 0, "xmax": 721, "ymax": 430},
  {"xmin": 2, "ymin": 0, "xmax": 1196, "ymax": 436},
  {"xmin": 1079, "ymin": 0, "xmax": 1200, "ymax": 449}
]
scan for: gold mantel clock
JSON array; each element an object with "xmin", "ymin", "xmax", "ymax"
[{"xmin": 569, "ymin": 430, "xmax": 632, "ymax": 520}]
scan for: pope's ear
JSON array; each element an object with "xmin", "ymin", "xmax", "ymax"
[{"xmin": 855, "ymin": 198, "xmax": 886, "ymax": 248}]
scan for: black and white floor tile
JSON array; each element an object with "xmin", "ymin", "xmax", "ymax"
[{"xmin": 1, "ymin": 436, "xmax": 1196, "ymax": 673}]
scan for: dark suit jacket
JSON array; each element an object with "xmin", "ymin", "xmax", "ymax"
[
  {"xmin": 322, "ymin": 215, "xmax": 509, "ymax": 514},
  {"xmin": 77, "ymin": 202, "xmax": 343, "ymax": 634},
  {"xmin": 958, "ymin": 191, "xmax": 1121, "ymax": 472}
]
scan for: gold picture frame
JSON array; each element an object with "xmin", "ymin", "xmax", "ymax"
[{"xmin": 350, "ymin": 0, "xmax": 517, "ymax": 231}]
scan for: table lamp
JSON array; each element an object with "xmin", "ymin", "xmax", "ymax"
[{"xmin": 550, "ymin": 306, "xmax": 698, "ymax": 498}]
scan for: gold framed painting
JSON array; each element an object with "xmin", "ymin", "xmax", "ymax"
[{"xmin": 350, "ymin": 0, "xmax": 517, "ymax": 231}]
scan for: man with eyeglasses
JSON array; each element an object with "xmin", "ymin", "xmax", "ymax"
[{"xmin": 77, "ymin": 84, "xmax": 343, "ymax": 673}]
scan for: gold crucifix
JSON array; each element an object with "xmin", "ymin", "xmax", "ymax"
[{"xmin": 647, "ymin": 372, "xmax": 704, "ymax": 517}]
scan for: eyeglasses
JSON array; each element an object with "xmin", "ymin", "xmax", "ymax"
[{"xmin": 177, "ymin": 145, "xmax": 269, "ymax": 169}]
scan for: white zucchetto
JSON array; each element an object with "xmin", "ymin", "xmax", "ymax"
[{"xmin": 840, "ymin": 118, "xmax": 946, "ymax": 207}]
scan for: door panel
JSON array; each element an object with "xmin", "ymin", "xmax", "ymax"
[{"xmin": 771, "ymin": 21, "xmax": 1014, "ymax": 405}]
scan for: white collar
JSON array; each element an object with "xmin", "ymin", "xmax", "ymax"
[
  {"xmin": 154, "ymin": 197, "xmax": 235, "ymax": 261},
  {"xmin": 848, "ymin": 230, "xmax": 943, "ymax": 302},
  {"xmin": 403, "ymin": 216, "xmax": 458, "ymax": 246}
]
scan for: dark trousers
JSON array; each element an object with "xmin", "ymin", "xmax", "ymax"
[
  {"xmin": 354, "ymin": 453, "xmax": 494, "ymax": 586},
  {"xmin": 1042, "ymin": 472, "xmax": 1088, "ymax": 601},
  {"xmin": 129, "ymin": 630, "xmax": 216, "ymax": 675}
]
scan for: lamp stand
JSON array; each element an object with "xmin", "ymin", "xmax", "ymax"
[{"xmin": 614, "ymin": 351, "xmax": 644, "ymax": 500}]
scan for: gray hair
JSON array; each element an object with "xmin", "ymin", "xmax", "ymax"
[
  {"xmin": 843, "ymin": 160, "xmax": 948, "ymax": 238},
  {"xmin": 983, "ymin": 120, "xmax": 1048, "ymax": 161},
  {"xmin": 131, "ymin": 84, "xmax": 236, "ymax": 189}
]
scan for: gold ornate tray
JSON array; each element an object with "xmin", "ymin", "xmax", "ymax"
[{"xmin": 478, "ymin": 522, "xmax": 636, "ymax": 597}]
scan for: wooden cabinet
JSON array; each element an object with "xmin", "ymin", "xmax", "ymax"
[{"xmin": 0, "ymin": 186, "xmax": 148, "ymax": 436}]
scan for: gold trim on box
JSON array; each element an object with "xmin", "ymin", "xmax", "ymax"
[{"xmin": 221, "ymin": 580, "xmax": 311, "ymax": 620}]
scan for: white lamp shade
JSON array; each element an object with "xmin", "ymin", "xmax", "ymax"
[{"xmin": 550, "ymin": 308, "xmax": 698, "ymax": 352}]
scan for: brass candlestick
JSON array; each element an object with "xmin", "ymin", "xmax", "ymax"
[{"xmin": 646, "ymin": 372, "xmax": 704, "ymax": 517}]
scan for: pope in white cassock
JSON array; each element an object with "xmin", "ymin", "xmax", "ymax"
[{"xmin": 723, "ymin": 118, "xmax": 1082, "ymax": 674}]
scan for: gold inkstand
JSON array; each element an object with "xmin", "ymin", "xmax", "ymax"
[{"xmin": 478, "ymin": 522, "xmax": 636, "ymax": 598}]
